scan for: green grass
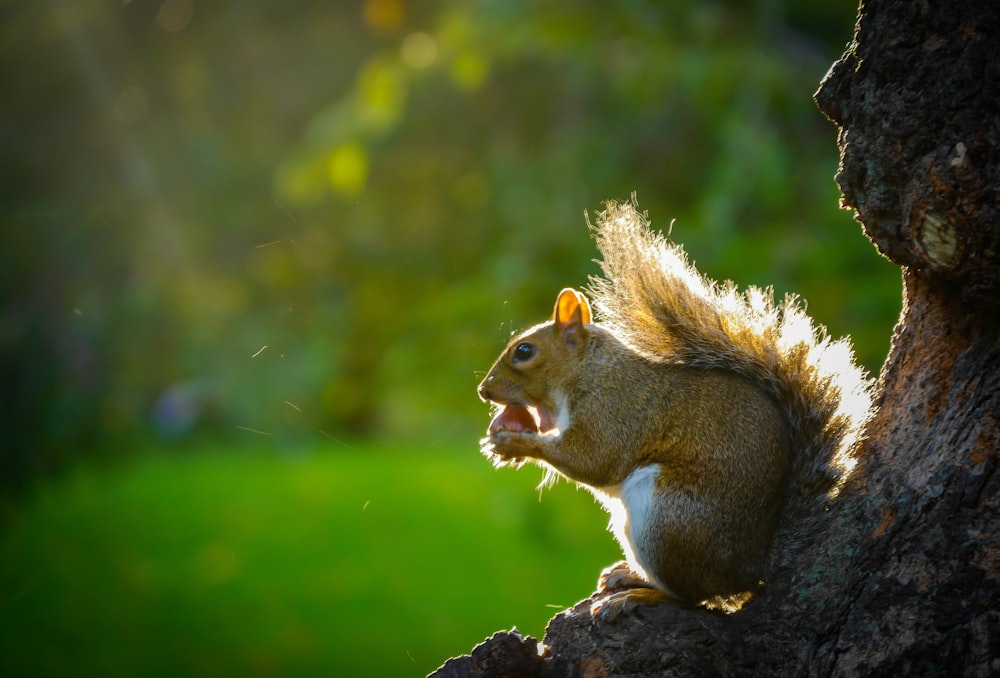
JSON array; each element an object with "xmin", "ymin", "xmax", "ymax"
[{"xmin": 0, "ymin": 441, "xmax": 620, "ymax": 677}]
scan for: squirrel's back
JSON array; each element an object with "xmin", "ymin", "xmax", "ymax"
[{"xmin": 586, "ymin": 199, "xmax": 873, "ymax": 548}]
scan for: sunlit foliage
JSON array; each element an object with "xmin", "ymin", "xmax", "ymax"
[{"xmin": 1, "ymin": 1, "xmax": 896, "ymax": 477}]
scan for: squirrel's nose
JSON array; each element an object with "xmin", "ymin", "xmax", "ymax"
[{"xmin": 477, "ymin": 376, "xmax": 494, "ymax": 402}]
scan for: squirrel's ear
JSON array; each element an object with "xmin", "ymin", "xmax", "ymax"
[{"xmin": 554, "ymin": 288, "xmax": 592, "ymax": 329}]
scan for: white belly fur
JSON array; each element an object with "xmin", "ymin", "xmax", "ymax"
[{"xmin": 598, "ymin": 464, "xmax": 662, "ymax": 588}]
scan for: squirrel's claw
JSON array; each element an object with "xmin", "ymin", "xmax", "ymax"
[
  {"xmin": 590, "ymin": 587, "xmax": 672, "ymax": 624},
  {"xmin": 597, "ymin": 560, "xmax": 648, "ymax": 593}
]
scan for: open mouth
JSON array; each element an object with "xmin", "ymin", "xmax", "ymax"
[{"xmin": 488, "ymin": 403, "xmax": 560, "ymax": 438}]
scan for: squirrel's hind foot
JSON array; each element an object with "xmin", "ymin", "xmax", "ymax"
[
  {"xmin": 592, "ymin": 560, "xmax": 674, "ymax": 623},
  {"xmin": 597, "ymin": 560, "xmax": 651, "ymax": 593},
  {"xmin": 590, "ymin": 587, "xmax": 672, "ymax": 623}
]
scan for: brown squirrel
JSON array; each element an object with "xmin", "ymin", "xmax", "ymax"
[{"xmin": 478, "ymin": 199, "xmax": 872, "ymax": 620}]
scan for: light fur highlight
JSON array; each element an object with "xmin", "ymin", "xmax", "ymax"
[{"xmin": 586, "ymin": 198, "xmax": 873, "ymax": 544}]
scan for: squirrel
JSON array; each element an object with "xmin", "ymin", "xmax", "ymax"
[{"xmin": 477, "ymin": 199, "xmax": 872, "ymax": 620}]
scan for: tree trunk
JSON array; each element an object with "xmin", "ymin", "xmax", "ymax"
[{"xmin": 432, "ymin": 1, "xmax": 1000, "ymax": 675}]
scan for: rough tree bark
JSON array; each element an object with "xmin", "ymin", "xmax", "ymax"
[{"xmin": 433, "ymin": 1, "xmax": 999, "ymax": 675}]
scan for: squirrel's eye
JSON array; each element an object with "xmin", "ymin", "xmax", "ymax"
[{"xmin": 512, "ymin": 342, "xmax": 536, "ymax": 363}]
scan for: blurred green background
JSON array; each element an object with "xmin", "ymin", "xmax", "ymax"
[{"xmin": 0, "ymin": 0, "xmax": 899, "ymax": 675}]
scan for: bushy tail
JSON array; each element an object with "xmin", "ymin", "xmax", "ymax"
[{"xmin": 587, "ymin": 199, "xmax": 872, "ymax": 529}]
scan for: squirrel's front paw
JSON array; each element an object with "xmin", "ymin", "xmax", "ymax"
[
  {"xmin": 479, "ymin": 434, "xmax": 527, "ymax": 467},
  {"xmin": 480, "ymin": 430, "xmax": 540, "ymax": 464}
]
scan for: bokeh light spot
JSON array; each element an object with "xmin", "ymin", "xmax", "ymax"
[
  {"xmin": 451, "ymin": 51, "xmax": 489, "ymax": 91},
  {"xmin": 327, "ymin": 143, "xmax": 368, "ymax": 197},
  {"xmin": 357, "ymin": 60, "xmax": 407, "ymax": 133},
  {"xmin": 401, "ymin": 32, "xmax": 438, "ymax": 69}
]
